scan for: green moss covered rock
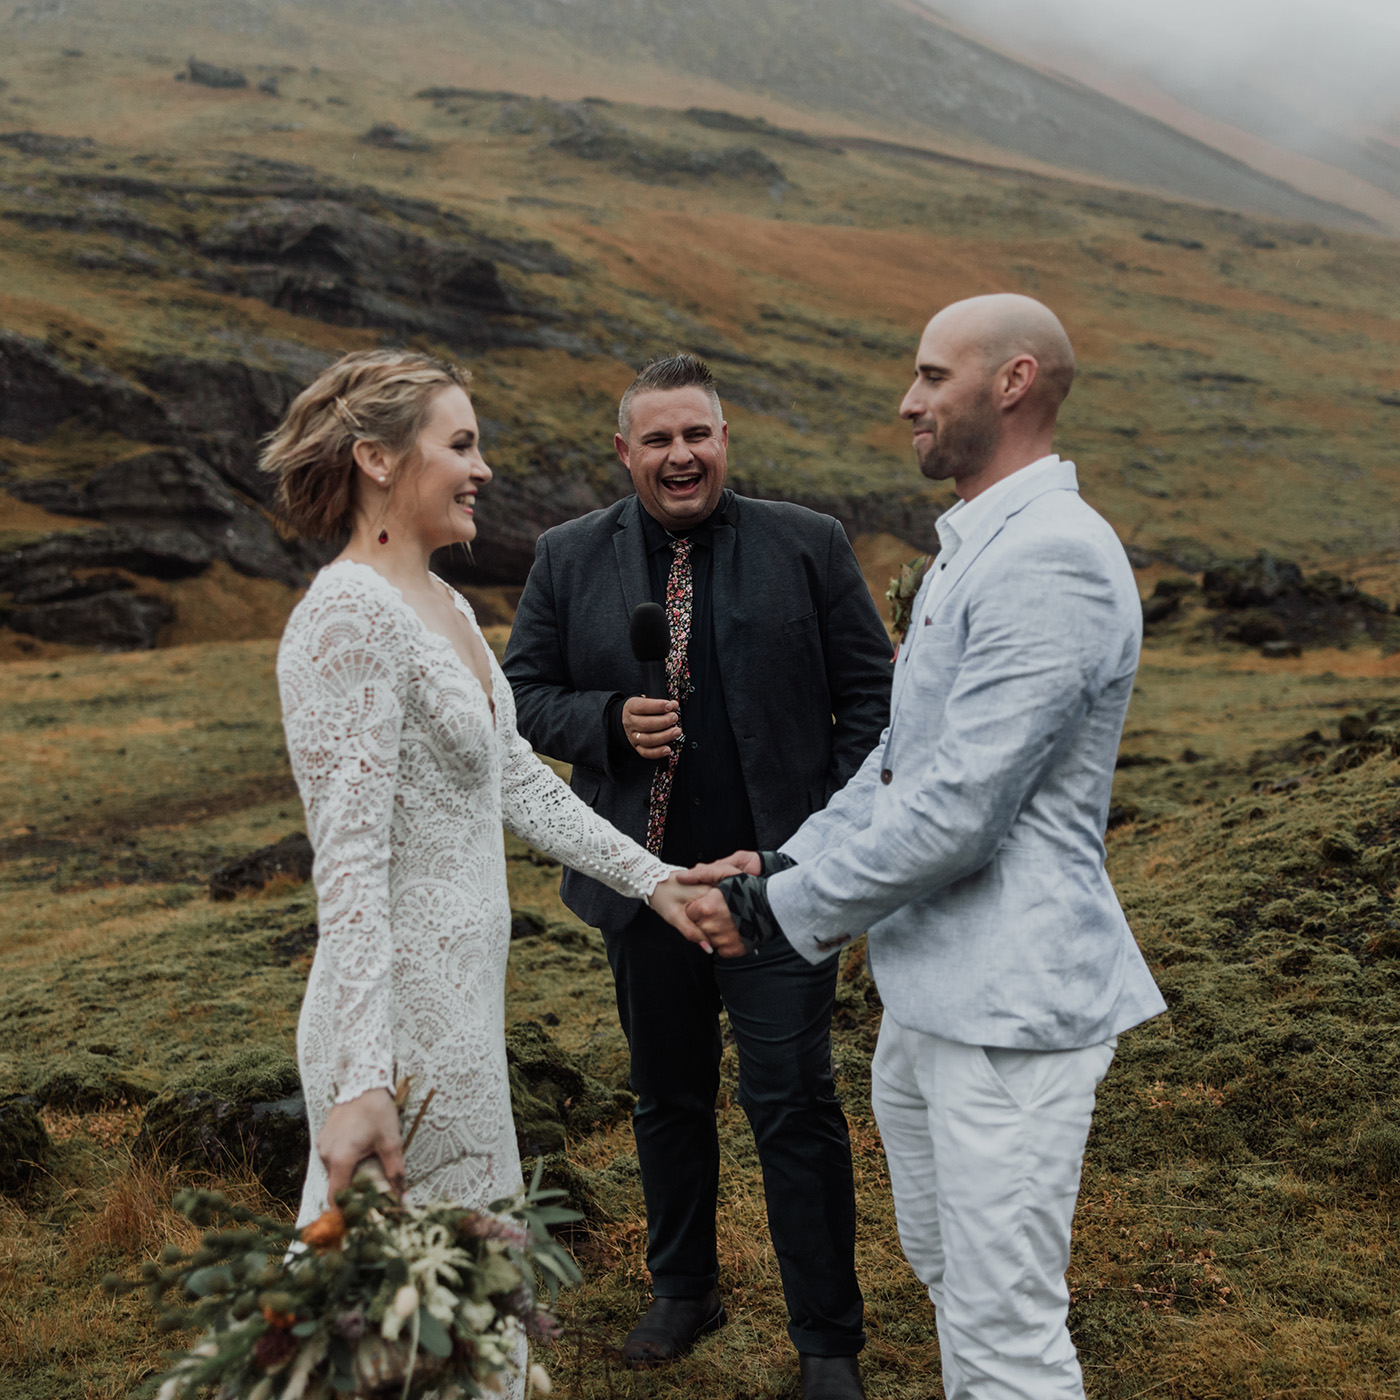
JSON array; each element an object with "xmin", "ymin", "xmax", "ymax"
[
  {"xmin": 133, "ymin": 1047, "xmax": 307, "ymax": 1206},
  {"xmin": 506, "ymin": 1020, "xmax": 633, "ymax": 1160},
  {"xmin": 0, "ymin": 1096, "xmax": 49, "ymax": 1195}
]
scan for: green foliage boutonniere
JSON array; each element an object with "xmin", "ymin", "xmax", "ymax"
[{"xmin": 886, "ymin": 555, "xmax": 933, "ymax": 645}]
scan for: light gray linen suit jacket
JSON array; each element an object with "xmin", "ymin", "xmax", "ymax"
[{"xmin": 768, "ymin": 457, "xmax": 1166, "ymax": 1051}]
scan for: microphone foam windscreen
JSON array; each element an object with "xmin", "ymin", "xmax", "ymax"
[{"xmin": 629, "ymin": 602, "xmax": 670, "ymax": 662}]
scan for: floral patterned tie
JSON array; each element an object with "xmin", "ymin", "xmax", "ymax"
[{"xmin": 645, "ymin": 537, "xmax": 694, "ymax": 855}]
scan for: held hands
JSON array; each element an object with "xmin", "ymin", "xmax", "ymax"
[
  {"xmin": 684, "ymin": 886, "xmax": 747, "ymax": 958},
  {"xmin": 623, "ymin": 696, "xmax": 681, "ymax": 761},
  {"xmin": 648, "ymin": 849, "xmax": 759, "ymax": 959},
  {"xmin": 317, "ymin": 1087, "xmax": 406, "ymax": 1203},
  {"xmin": 648, "ymin": 873, "xmax": 712, "ymax": 950}
]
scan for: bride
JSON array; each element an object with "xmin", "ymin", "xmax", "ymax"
[{"xmin": 262, "ymin": 349, "xmax": 704, "ymax": 1232}]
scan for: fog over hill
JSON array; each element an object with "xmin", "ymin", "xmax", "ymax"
[
  {"xmin": 923, "ymin": 0, "xmax": 1400, "ymax": 229},
  {"xmin": 4, "ymin": 0, "xmax": 1380, "ymax": 229}
]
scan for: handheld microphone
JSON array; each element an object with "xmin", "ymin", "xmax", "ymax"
[{"xmin": 629, "ymin": 602, "xmax": 670, "ymax": 700}]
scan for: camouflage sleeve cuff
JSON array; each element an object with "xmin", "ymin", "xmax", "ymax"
[
  {"xmin": 758, "ymin": 850, "xmax": 798, "ymax": 877},
  {"xmin": 717, "ymin": 873, "xmax": 786, "ymax": 954}
]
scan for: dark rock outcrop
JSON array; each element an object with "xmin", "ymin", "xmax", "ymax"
[
  {"xmin": 209, "ymin": 832, "xmax": 315, "ymax": 900},
  {"xmin": 684, "ymin": 107, "xmax": 844, "ymax": 151},
  {"xmin": 1202, "ymin": 553, "xmax": 1396, "ymax": 652},
  {"xmin": 8, "ymin": 449, "xmax": 305, "ymax": 587},
  {"xmin": 361, "ymin": 123, "xmax": 430, "ymax": 152},
  {"xmin": 133, "ymin": 1047, "xmax": 308, "ymax": 1207},
  {"xmin": 199, "ymin": 200, "xmax": 540, "ymax": 349},
  {"xmin": 495, "ymin": 98, "xmax": 787, "ymax": 187},
  {"xmin": 0, "ymin": 526, "xmax": 213, "ymax": 586},
  {"xmin": 1142, "ymin": 577, "xmax": 1196, "ymax": 627},
  {"xmin": 5, "ymin": 590, "xmax": 172, "ymax": 649},
  {"xmin": 0, "ymin": 330, "xmax": 172, "ymax": 445},
  {"xmin": 0, "ymin": 131, "xmax": 98, "ymax": 159},
  {"xmin": 0, "ymin": 1096, "xmax": 50, "ymax": 1195},
  {"xmin": 12, "ymin": 448, "xmax": 242, "ymax": 520},
  {"xmin": 506, "ymin": 1020, "xmax": 634, "ymax": 1159},
  {"xmin": 1203, "ymin": 554, "xmax": 1304, "ymax": 608},
  {"xmin": 186, "ymin": 58, "xmax": 248, "ymax": 90},
  {"xmin": 135, "ymin": 351, "xmax": 328, "ymax": 503}
]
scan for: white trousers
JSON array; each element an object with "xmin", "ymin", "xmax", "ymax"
[{"xmin": 871, "ymin": 1015, "xmax": 1115, "ymax": 1400}]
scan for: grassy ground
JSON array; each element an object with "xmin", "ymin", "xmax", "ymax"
[{"xmin": 3, "ymin": 628, "xmax": 1400, "ymax": 1399}]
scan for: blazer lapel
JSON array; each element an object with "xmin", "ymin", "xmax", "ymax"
[
  {"xmin": 611, "ymin": 496, "xmax": 651, "ymax": 622},
  {"xmin": 922, "ymin": 460, "xmax": 1080, "ymax": 628},
  {"xmin": 710, "ymin": 503, "xmax": 739, "ymax": 657}
]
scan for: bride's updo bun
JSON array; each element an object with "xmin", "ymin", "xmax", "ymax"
[{"xmin": 259, "ymin": 349, "xmax": 471, "ymax": 540}]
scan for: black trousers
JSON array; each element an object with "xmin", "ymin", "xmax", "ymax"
[{"xmin": 603, "ymin": 906, "xmax": 865, "ymax": 1357}]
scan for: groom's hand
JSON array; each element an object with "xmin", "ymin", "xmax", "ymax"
[
  {"xmin": 686, "ymin": 888, "xmax": 747, "ymax": 958},
  {"xmin": 675, "ymin": 849, "xmax": 760, "ymax": 885}
]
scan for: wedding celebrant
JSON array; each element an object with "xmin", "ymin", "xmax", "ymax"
[
  {"xmin": 264, "ymin": 350, "xmax": 708, "ymax": 1400},
  {"xmin": 502, "ymin": 354, "xmax": 892, "ymax": 1399},
  {"xmin": 684, "ymin": 296, "xmax": 1168, "ymax": 1400}
]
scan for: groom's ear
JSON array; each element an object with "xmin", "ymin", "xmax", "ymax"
[{"xmin": 615, "ymin": 432, "xmax": 632, "ymax": 471}]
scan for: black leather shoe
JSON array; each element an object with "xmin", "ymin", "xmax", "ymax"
[
  {"xmin": 621, "ymin": 1290, "xmax": 727, "ymax": 1367},
  {"xmin": 799, "ymin": 1353, "xmax": 866, "ymax": 1400}
]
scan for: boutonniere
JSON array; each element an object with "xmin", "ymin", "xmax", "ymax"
[{"xmin": 886, "ymin": 555, "xmax": 933, "ymax": 647}]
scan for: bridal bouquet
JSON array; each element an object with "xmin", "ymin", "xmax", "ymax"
[{"xmin": 106, "ymin": 1156, "xmax": 580, "ymax": 1400}]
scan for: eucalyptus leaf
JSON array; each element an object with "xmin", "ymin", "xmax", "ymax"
[
  {"xmin": 534, "ymin": 1251, "xmax": 577, "ymax": 1281},
  {"xmin": 416, "ymin": 1306, "xmax": 454, "ymax": 1358},
  {"xmin": 184, "ymin": 1265, "xmax": 232, "ymax": 1297}
]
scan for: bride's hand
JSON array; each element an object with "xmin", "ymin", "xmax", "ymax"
[
  {"xmin": 648, "ymin": 873, "xmax": 713, "ymax": 951},
  {"xmin": 674, "ymin": 850, "xmax": 760, "ymax": 885},
  {"xmin": 318, "ymin": 1087, "xmax": 406, "ymax": 1203}
]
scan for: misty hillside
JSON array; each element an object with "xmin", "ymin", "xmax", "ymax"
[
  {"xmin": 2, "ymin": 0, "xmax": 1378, "ymax": 231},
  {"xmin": 1, "ymin": 5, "xmax": 1398, "ymax": 658},
  {"xmin": 444, "ymin": 0, "xmax": 1371, "ymax": 226}
]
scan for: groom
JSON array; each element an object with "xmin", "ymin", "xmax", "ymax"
[
  {"xmin": 503, "ymin": 354, "xmax": 892, "ymax": 1398},
  {"xmin": 685, "ymin": 295, "xmax": 1167, "ymax": 1400}
]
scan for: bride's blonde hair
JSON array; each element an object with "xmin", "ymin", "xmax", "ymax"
[{"xmin": 259, "ymin": 349, "xmax": 472, "ymax": 540}]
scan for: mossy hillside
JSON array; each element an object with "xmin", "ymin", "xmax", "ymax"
[{"xmin": 1, "ymin": 66, "xmax": 1399, "ymax": 607}]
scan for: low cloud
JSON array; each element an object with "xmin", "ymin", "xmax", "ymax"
[{"xmin": 921, "ymin": 0, "xmax": 1400, "ymax": 129}]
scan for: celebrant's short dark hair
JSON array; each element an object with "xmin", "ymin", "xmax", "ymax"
[{"xmin": 618, "ymin": 354, "xmax": 723, "ymax": 438}]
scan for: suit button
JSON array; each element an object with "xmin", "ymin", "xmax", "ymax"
[{"xmin": 880, "ymin": 768, "xmax": 893, "ymax": 784}]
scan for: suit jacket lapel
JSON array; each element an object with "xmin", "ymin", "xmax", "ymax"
[
  {"xmin": 611, "ymin": 496, "xmax": 651, "ymax": 622},
  {"xmin": 922, "ymin": 461, "xmax": 1080, "ymax": 628},
  {"xmin": 889, "ymin": 462, "xmax": 1079, "ymax": 721},
  {"xmin": 710, "ymin": 507, "xmax": 738, "ymax": 656}
]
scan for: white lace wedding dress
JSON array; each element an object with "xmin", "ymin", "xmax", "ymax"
[{"xmin": 278, "ymin": 559, "xmax": 671, "ymax": 1229}]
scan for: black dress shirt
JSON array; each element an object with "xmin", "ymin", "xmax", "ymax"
[{"xmin": 605, "ymin": 491, "xmax": 758, "ymax": 867}]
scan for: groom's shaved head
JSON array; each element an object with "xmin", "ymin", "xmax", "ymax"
[
  {"xmin": 925, "ymin": 293, "xmax": 1076, "ymax": 420},
  {"xmin": 901, "ymin": 293, "xmax": 1076, "ymax": 493}
]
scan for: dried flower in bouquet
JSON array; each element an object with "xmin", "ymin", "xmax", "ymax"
[{"xmin": 106, "ymin": 1123, "xmax": 580, "ymax": 1399}]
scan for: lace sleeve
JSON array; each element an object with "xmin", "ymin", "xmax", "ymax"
[
  {"xmin": 498, "ymin": 724, "xmax": 674, "ymax": 901},
  {"xmin": 277, "ymin": 582, "xmax": 404, "ymax": 1106}
]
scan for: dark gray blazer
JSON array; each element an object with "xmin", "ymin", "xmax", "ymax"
[{"xmin": 503, "ymin": 492, "xmax": 894, "ymax": 932}]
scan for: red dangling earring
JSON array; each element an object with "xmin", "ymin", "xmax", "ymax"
[{"xmin": 378, "ymin": 529, "xmax": 389, "ymax": 544}]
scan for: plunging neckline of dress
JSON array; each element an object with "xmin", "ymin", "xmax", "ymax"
[{"xmin": 327, "ymin": 558, "xmax": 497, "ymax": 730}]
